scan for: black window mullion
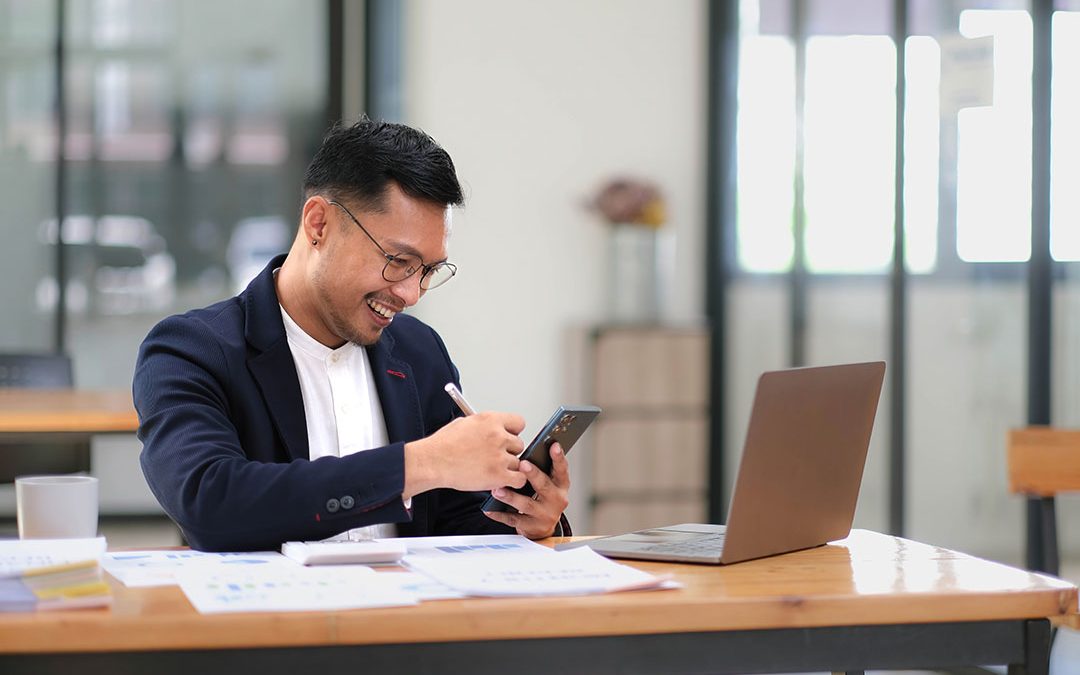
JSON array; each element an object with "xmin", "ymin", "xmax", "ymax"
[
  {"xmin": 52, "ymin": 0, "xmax": 67, "ymax": 354},
  {"xmin": 790, "ymin": 0, "xmax": 808, "ymax": 369},
  {"xmin": 889, "ymin": 0, "xmax": 909, "ymax": 537},
  {"xmin": 705, "ymin": 0, "xmax": 739, "ymax": 525},
  {"xmin": 1025, "ymin": 0, "xmax": 1056, "ymax": 574}
]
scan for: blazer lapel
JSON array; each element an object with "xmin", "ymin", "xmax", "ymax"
[
  {"xmin": 367, "ymin": 330, "xmax": 424, "ymax": 444},
  {"xmin": 244, "ymin": 255, "xmax": 309, "ymax": 461},
  {"xmin": 248, "ymin": 342, "xmax": 309, "ymax": 461}
]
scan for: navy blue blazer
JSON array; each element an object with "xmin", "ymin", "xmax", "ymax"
[{"xmin": 133, "ymin": 254, "xmax": 514, "ymax": 551}]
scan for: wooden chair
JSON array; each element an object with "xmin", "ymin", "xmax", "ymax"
[
  {"xmin": 1008, "ymin": 426, "xmax": 1080, "ymax": 636},
  {"xmin": 0, "ymin": 353, "xmax": 91, "ymax": 483}
]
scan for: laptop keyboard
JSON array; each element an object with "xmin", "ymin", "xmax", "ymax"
[{"xmin": 638, "ymin": 534, "xmax": 726, "ymax": 556}]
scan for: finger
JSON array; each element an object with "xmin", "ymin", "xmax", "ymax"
[
  {"xmin": 483, "ymin": 508, "xmax": 520, "ymax": 529},
  {"xmin": 503, "ymin": 433, "xmax": 525, "ymax": 456},
  {"xmin": 521, "ymin": 459, "xmax": 554, "ymax": 496},
  {"xmin": 502, "ymin": 469, "xmax": 527, "ymax": 489},
  {"xmin": 498, "ymin": 413, "xmax": 527, "ymax": 435},
  {"xmin": 548, "ymin": 443, "xmax": 571, "ymax": 489},
  {"xmin": 491, "ymin": 487, "xmax": 538, "ymax": 515}
]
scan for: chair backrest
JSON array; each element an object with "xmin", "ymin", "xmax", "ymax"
[
  {"xmin": 0, "ymin": 353, "xmax": 90, "ymax": 483},
  {"xmin": 0, "ymin": 354, "xmax": 74, "ymax": 389},
  {"xmin": 1008, "ymin": 427, "xmax": 1080, "ymax": 497}
]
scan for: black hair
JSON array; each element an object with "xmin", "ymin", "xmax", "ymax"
[{"xmin": 303, "ymin": 116, "xmax": 464, "ymax": 211}]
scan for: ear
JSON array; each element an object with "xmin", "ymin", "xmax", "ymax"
[{"xmin": 301, "ymin": 196, "xmax": 332, "ymax": 246}]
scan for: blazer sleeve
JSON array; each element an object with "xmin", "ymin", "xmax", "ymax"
[
  {"xmin": 417, "ymin": 324, "xmax": 570, "ymax": 537},
  {"xmin": 134, "ymin": 314, "xmax": 412, "ymax": 551}
]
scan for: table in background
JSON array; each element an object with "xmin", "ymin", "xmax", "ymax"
[
  {"xmin": 0, "ymin": 529, "xmax": 1074, "ymax": 675},
  {"xmin": 0, "ymin": 389, "xmax": 138, "ymax": 441}
]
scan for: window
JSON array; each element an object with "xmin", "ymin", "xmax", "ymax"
[
  {"xmin": 1051, "ymin": 9, "xmax": 1080, "ymax": 261},
  {"xmin": 736, "ymin": 2, "xmax": 1061, "ymax": 274}
]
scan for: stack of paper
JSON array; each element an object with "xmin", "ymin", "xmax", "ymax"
[
  {"xmin": 282, "ymin": 539, "xmax": 406, "ymax": 565},
  {"xmin": 0, "ymin": 559, "xmax": 112, "ymax": 612},
  {"xmin": 0, "ymin": 537, "xmax": 107, "ymax": 576}
]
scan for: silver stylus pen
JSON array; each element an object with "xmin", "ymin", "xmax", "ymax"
[{"xmin": 443, "ymin": 382, "xmax": 477, "ymax": 416}]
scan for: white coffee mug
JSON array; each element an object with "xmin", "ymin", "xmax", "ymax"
[{"xmin": 15, "ymin": 475, "xmax": 99, "ymax": 539}]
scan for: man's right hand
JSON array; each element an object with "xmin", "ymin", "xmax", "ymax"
[{"xmin": 403, "ymin": 412, "xmax": 527, "ymax": 499}]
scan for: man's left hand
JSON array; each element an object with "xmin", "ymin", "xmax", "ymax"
[{"xmin": 483, "ymin": 443, "xmax": 570, "ymax": 539}]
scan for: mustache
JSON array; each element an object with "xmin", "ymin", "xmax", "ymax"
[{"xmin": 366, "ymin": 294, "xmax": 405, "ymax": 313}]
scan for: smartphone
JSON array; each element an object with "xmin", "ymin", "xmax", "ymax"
[{"xmin": 480, "ymin": 405, "xmax": 602, "ymax": 513}]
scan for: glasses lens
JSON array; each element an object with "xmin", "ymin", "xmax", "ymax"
[
  {"xmin": 382, "ymin": 254, "xmax": 422, "ymax": 282},
  {"xmin": 420, "ymin": 263, "xmax": 456, "ymax": 290}
]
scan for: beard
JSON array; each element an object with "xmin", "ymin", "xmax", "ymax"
[
  {"xmin": 326, "ymin": 302, "xmax": 380, "ymax": 346},
  {"xmin": 311, "ymin": 267, "xmax": 383, "ymax": 347}
]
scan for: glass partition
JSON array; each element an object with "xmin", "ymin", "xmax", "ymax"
[
  {"xmin": 734, "ymin": 0, "xmax": 893, "ymax": 532},
  {"xmin": 903, "ymin": 0, "xmax": 1028, "ymax": 561},
  {"xmin": 0, "ymin": 0, "xmax": 57, "ymax": 351},
  {"xmin": 1052, "ymin": 0, "xmax": 1080, "ymax": 564},
  {"xmin": 58, "ymin": 0, "xmax": 328, "ymax": 389},
  {"xmin": 0, "ymin": 0, "xmax": 330, "ymax": 518}
]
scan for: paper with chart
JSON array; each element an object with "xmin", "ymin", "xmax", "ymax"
[
  {"xmin": 402, "ymin": 546, "xmax": 676, "ymax": 597},
  {"xmin": 376, "ymin": 534, "xmax": 551, "ymax": 557},
  {"xmin": 373, "ymin": 571, "xmax": 466, "ymax": 601},
  {"xmin": 102, "ymin": 549, "xmax": 294, "ymax": 587},
  {"xmin": 174, "ymin": 564, "xmax": 417, "ymax": 613},
  {"xmin": 0, "ymin": 537, "xmax": 107, "ymax": 577}
]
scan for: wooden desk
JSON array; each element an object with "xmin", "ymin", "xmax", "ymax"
[
  {"xmin": 0, "ymin": 389, "xmax": 138, "ymax": 439},
  {"xmin": 0, "ymin": 530, "xmax": 1075, "ymax": 675}
]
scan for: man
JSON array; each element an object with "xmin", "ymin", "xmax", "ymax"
[{"xmin": 134, "ymin": 118, "xmax": 570, "ymax": 551}]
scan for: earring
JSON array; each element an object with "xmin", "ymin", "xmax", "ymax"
[{"xmin": 312, "ymin": 239, "xmax": 318, "ymax": 246}]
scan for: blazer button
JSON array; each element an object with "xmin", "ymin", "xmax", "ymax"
[
  {"xmin": 325, "ymin": 498, "xmax": 340, "ymax": 513},
  {"xmin": 341, "ymin": 495, "xmax": 355, "ymax": 510}
]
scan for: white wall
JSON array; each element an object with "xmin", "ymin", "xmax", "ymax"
[
  {"xmin": 402, "ymin": 0, "xmax": 708, "ymax": 528},
  {"xmin": 396, "ymin": 2, "xmax": 1074, "ymax": 563}
]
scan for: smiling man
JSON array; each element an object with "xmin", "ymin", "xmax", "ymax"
[{"xmin": 133, "ymin": 118, "xmax": 570, "ymax": 551}]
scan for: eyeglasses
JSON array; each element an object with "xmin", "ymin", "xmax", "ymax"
[{"xmin": 327, "ymin": 200, "xmax": 457, "ymax": 291}]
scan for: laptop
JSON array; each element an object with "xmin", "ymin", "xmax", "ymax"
[{"xmin": 562, "ymin": 361, "xmax": 886, "ymax": 565}]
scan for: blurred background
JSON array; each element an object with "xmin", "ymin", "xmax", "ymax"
[{"xmin": 0, "ymin": 0, "xmax": 1078, "ymax": 577}]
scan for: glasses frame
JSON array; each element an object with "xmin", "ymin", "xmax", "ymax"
[{"xmin": 326, "ymin": 199, "xmax": 457, "ymax": 290}]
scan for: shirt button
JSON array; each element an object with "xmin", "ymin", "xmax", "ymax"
[
  {"xmin": 325, "ymin": 498, "xmax": 340, "ymax": 513},
  {"xmin": 341, "ymin": 495, "xmax": 355, "ymax": 510}
]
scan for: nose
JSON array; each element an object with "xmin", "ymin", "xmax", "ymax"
[{"xmin": 388, "ymin": 275, "xmax": 423, "ymax": 308}]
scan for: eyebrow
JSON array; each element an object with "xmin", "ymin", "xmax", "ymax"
[{"xmin": 383, "ymin": 239, "xmax": 449, "ymax": 265}]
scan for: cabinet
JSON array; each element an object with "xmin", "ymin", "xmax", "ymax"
[{"xmin": 583, "ymin": 325, "xmax": 710, "ymax": 535}]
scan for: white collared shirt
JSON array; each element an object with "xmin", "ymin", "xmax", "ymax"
[{"xmin": 280, "ymin": 305, "xmax": 398, "ymax": 539}]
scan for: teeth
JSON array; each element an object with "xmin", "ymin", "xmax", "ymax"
[{"xmin": 367, "ymin": 299, "xmax": 397, "ymax": 320}]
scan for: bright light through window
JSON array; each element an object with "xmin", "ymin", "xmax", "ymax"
[
  {"xmin": 736, "ymin": 36, "xmax": 796, "ymax": 273},
  {"xmin": 734, "ymin": 8, "xmax": 1056, "ymax": 275},
  {"xmin": 955, "ymin": 10, "xmax": 1032, "ymax": 263},
  {"xmin": 804, "ymin": 35, "xmax": 895, "ymax": 274},
  {"xmin": 903, "ymin": 36, "xmax": 940, "ymax": 274},
  {"xmin": 1051, "ymin": 11, "xmax": 1080, "ymax": 262}
]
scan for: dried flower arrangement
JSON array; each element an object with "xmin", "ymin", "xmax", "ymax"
[{"xmin": 587, "ymin": 177, "xmax": 666, "ymax": 229}]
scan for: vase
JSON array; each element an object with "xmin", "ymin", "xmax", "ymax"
[{"xmin": 607, "ymin": 223, "xmax": 672, "ymax": 323}]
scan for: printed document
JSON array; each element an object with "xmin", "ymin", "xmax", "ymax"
[
  {"xmin": 377, "ymin": 533, "xmax": 551, "ymax": 557},
  {"xmin": 175, "ymin": 564, "xmax": 416, "ymax": 614},
  {"xmin": 102, "ymin": 549, "xmax": 293, "ymax": 587},
  {"xmin": 402, "ymin": 546, "xmax": 674, "ymax": 597},
  {"xmin": 373, "ymin": 571, "xmax": 467, "ymax": 601}
]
